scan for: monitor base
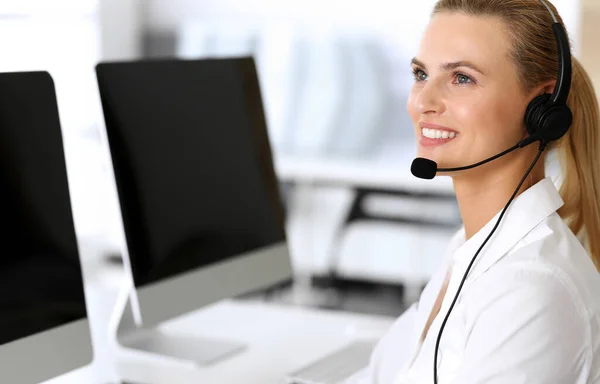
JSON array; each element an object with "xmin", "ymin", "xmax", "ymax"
[
  {"xmin": 109, "ymin": 282, "xmax": 247, "ymax": 372},
  {"xmin": 120, "ymin": 329, "xmax": 246, "ymax": 367}
]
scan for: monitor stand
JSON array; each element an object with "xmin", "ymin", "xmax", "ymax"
[{"xmin": 108, "ymin": 281, "xmax": 247, "ymax": 371}]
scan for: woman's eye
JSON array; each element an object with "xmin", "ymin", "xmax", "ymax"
[
  {"xmin": 413, "ymin": 69, "xmax": 428, "ymax": 82},
  {"xmin": 455, "ymin": 73, "xmax": 473, "ymax": 84}
]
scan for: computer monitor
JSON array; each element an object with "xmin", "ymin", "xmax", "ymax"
[
  {"xmin": 0, "ymin": 71, "xmax": 93, "ymax": 383},
  {"xmin": 95, "ymin": 57, "xmax": 293, "ymax": 366}
]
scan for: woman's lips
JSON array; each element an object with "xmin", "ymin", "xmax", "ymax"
[{"xmin": 419, "ymin": 126, "xmax": 459, "ymax": 147}]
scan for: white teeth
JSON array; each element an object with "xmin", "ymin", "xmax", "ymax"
[{"xmin": 422, "ymin": 128, "xmax": 457, "ymax": 139}]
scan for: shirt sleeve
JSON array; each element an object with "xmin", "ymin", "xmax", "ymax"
[
  {"xmin": 448, "ymin": 266, "xmax": 590, "ymax": 384},
  {"xmin": 344, "ymin": 303, "xmax": 418, "ymax": 384}
]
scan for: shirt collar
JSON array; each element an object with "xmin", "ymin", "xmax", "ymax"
[{"xmin": 450, "ymin": 176, "xmax": 564, "ymax": 281}]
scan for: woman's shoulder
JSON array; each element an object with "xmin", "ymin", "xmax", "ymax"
[
  {"xmin": 474, "ymin": 212, "xmax": 599, "ymax": 304},
  {"xmin": 459, "ymin": 212, "xmax": 600, "ymax": 378},
  {"xmin": 455, "ymin": 247, "xmax": 599, "ymax": 383},
  {"xmin": 464, "ymin": 211, "xmax": 600, "ymax": 333},
  {"xmin": 513, "ymin": 212, "xmax": 599, "ymax": 308}
]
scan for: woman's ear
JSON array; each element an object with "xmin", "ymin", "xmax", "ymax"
[{"xmin": 537, "ymin": 80, "xmax": 557, "ymax": 96}]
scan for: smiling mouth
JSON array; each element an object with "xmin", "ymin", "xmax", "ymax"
[{"xmin": 421, "ymin": 127, "xmax": 458, "ymax": 139}]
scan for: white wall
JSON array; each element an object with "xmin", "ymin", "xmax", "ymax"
[
  {"xmin": 98, "ymin": 0, "xmax": 145, "ymax": 60},
  {"xmin": 143, "ymin": 0, "xmax": 582, "ymax": 54},
  {"xmin": 581, "ymin": 0, "xmax": 600, "ymax": 92}
]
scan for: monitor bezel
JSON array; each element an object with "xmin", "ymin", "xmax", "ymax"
[
  {"xmin": 0, "ymin": 319, "xmax": 93, "ymax": 384},
  {"xmin": 95, "ymin": 57, "xmax": 294, "ymax": 329}
]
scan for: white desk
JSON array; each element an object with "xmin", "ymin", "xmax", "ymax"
[
  {"xmin": 38, "ymin": 259, "xmax": 397, "ymax": 384},
  {"xmin": 114, "ymin": 299, "xmax": 396, "ymax": 384}
]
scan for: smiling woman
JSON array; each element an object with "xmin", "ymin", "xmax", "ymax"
[{"xmin": 345, "ymin": 1, "xmax": 600, "ymax": 383}]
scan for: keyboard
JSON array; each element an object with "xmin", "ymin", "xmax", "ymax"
[{"xmin": 284, "ymin": 339, "xmax": 378, "ymax": 384}]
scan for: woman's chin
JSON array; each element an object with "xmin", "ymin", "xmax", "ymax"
[{"xmin": 416, "ymin": 148, "xmax": 441, "ymax": 163}]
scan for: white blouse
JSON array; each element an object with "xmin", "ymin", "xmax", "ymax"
[{"xmin": 345, "ymin": 177, "xmax": 600, "ymax": 383}]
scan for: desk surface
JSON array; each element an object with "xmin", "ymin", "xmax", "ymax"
[
  {"xmin": 36, "ymin": 241, "xmax": 398, "ymax": 384},
  {"xmin": 115, "ymin": 298, "xmax": 396, "ymax": 384}
]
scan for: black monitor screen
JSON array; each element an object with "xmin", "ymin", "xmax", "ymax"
[
  {"xmin": 0, "ymin": 71, "xmax": 87, "ymax": 345},
  {"xmin": 96, "ymin": 58, "xmax": 286, "ymax": 288}
]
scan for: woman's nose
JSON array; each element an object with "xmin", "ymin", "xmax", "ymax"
[{"xmin": 414, "ymin": 83, "xmax": 445, "ymax": 115}]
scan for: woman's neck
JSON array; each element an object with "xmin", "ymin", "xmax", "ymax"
[{"xmin": 452, "ymin": 159, "xmax": 545, "ymax": 240}]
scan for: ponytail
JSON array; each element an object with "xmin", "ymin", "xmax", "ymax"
[{"xmin": 555, "ymin": 56, "xmax": 600, "ymax": 272}]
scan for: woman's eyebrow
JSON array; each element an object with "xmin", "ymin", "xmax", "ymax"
[{"xmin": 411, "ymin": 57, "xmax": 485, "ymax": 75}]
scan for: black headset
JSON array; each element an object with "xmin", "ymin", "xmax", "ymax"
[
  {"xmin": 431, "ymin": 1, "xmax": 573, "ymax": 383},
  {"xmin": 523, "ymin": 0, "xmax": 573, "ymax": 145}
]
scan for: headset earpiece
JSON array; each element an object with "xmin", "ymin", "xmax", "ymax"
[
  {"xmin": 524, "ymin": 93, "xmax": 572, "ymax": 143},
  {"xmin": 539, "ymin": 103, "xmax": 572, "ymax": 141},
  {"xmin": 525, "ymin": 94, "xmax": 551, "ymax": 136}
]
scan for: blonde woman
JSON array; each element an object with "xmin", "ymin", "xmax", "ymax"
[{"xmin": 347, "ymin": 0, "xmax": 600, "ymax": 383}]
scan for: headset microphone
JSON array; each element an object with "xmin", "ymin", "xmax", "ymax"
[
  {"xmin": 411, "ymin": 158, "xmax": 438, "ymax": 180},
  {"xmin": 416, "ymin": 1, "xmax": 574, "ymax": 383},
  {"xmin": 410, "ymin": 132, "xmax": 543, "ymax": 180}
]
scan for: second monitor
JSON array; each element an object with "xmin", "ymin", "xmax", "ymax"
[
  {"xmin": 95, "ymin": 57, "xmax": 293, "ymax": 366},
  {"xmin": 0, "ymin": 71, "xmax": 93, "ymax": 383}
]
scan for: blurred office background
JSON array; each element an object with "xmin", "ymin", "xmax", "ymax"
[{"xmin": 0, "ymin": 0, "xmax": 596, "ymax": 318}]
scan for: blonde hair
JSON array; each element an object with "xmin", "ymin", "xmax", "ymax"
[{"xmin": 432, "ymin": 0, "xmax": 600, "ymax": 272}]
